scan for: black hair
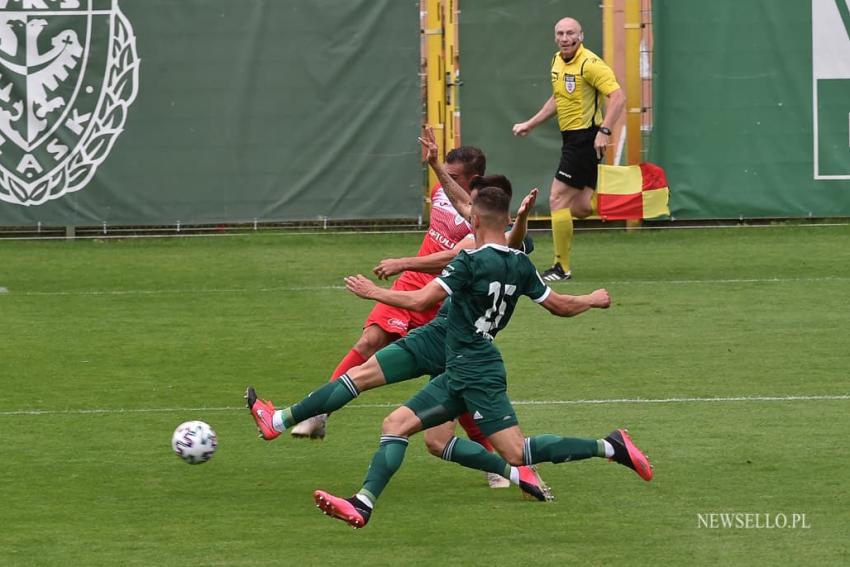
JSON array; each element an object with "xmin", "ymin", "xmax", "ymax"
[
  {"xmin": 472, "ymin": 185, "xmax": 511, "ymax": 218},
  {"xmin": 470, "ymin": 174, "xmax": 512, "ymax": 198},
  {"xmin": 445, "ymin": 146, "xmax": 486, "ymax": 176}
]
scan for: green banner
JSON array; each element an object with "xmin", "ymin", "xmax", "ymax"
[
  {"xmin": 651, "ymin": 0, "xmax": 850, "ymax": 219},
  {"xmin": 458, "ymin": 0, "xmax": 602, "ymax": 208},
  {"xmin": 0, "ymin": 0, "xmax": 421, "ymax": 226}
]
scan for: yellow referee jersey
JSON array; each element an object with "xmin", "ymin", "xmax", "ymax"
[{"xmin": 550, "ymin": 45, "xmax": 620, "ymax": 131}]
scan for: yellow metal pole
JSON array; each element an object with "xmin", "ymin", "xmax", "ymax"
[
  {"xmin": 444, "ymin": 0, "xmax": 459, "ymax": 148},
  {"xmin": 625, "ymin": 0, "xmax": 642, "ymax": 229},
  {"xmin": 624, "ymin": 0, "xmax": 641, "ymax": 165},
  {"xmin": 425, "ymin": 0, "xmax": 445, "ymax": 192}
]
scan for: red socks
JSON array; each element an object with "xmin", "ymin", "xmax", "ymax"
[{"xmin": 330, "ymin": 349, "xmax": 367, "ymax": 382}]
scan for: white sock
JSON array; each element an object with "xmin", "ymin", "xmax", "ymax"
[
  {"xmin": 509, "ymin": 466, "xmax": 520, "ymax": 485},
  {"xmin": 272, "ymin": 410, "xmax": 286, "ymax": 432},
  {"xmin": 602, "ymin": 439, "xmax": 615, "ymax": 458},
  {"xmin": 355, "ymin": 493, "xmax": 374, "ymax": 509}
]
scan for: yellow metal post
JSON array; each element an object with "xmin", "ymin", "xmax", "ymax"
[
  {"xmin": 443, "ymin": 0, "xmax": 460, "ymax": 149},
  {"xmin": 624, "ymin": 0, "xmax": 643, "ymax": 230},
  {"xmin": 425, "ymin": 0, "xmax": 445, "ymax": 192},
  {"xmin": 624, "ymin": 0, "xmax": 641, "ymax": 165}
]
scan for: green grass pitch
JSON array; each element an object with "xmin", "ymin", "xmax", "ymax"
[{"xmin": 0, "ymin": 225, "xmax": 848, "ymax": 566}]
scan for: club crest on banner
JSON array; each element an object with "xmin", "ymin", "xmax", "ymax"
[
  {"xmin": 0, "ymin": 0, "xmax": 139, "ymax": 206},
  {"xmin": 564, "ymin": 74, "xmax": 576, "ymax": 94}
]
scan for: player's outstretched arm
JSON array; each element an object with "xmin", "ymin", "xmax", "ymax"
[
  {"xmin": 540, "ymin": 288, "xmax": 611, "ymax": 317},
  {"xmin": 373, "ymin": 239, "xmax": 475, "ymax": 280},
  {"xmin": 512, "ymin": 96, "xmax": 556, "ymax": 137},
  {"xmin": 506, "ymin": 188, "xmax": 538, "ymax": 251},
  {"xmin": 345, "ymin": 275, "xmax": 448, "ymax": 312},
  {"xmin": 419, "ymin": 126, "xmax": 473, "ymax": 221}
]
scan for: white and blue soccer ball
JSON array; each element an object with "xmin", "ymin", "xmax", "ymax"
[{"xmin": 171, "ymin": 420, "xmax": 217, "ymax": 464}]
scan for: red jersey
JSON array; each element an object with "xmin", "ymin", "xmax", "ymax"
[
  {"xmin": 397, "ymin": 185, "xmax": 472, "ymax": 289},
  {"xmin": 363, "ymin": 185, "xmax": 471, "ymax": 338}
]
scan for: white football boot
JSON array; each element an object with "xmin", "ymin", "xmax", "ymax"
[
  {"xmin": 487, "ymin": 472, "xmax": 511, "ymax": 488},
  {"xmin": 290, "ymin": 413, "xmax": 327, "ymax": 440}
]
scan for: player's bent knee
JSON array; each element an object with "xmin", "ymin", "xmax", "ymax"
[
  {"xmin": 423, "ymin": 434, "xmax": 446, "ymax": 457},
  {"xmin": 381, "ymin": 412, "xmax": 404, "ymax": 434},
  {"xmin": 348, "ymin": 359, "xmax": 386, "ymax": 392},
  {"xmin": 381, "ymin": 407, "xmax": 419, "ymax": 437},
  {"xmin": 503, "ymin": 453, "xmax": 525, "ymax": 467},
  {"xmin": 354, "ymin": 326, "xmax": 392, "ymax": 358},
  {"xmin": 421, "ymin": 420, "xmax": 456, "ymax": 456},
  {"xmin": 571, "ymin": 203, "xmax": 593, "ymax": 218},
  {"xmin": 494, "ymin": 445, "xmax": 524, "ymax": 466},
  {"xmin": 550, "ymin": 195, "xmax": 571, "ymax": 212}
]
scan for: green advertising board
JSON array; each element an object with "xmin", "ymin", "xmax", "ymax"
[
  {"xmin": 651, "ymin": 0, "xmax": 850, "ymax": 218},
  {"xmin": 0, "ymin": 0, "xmax": 422, "ymax": 227}
]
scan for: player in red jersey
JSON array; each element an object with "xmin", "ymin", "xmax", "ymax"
[{"xmin": 290, "ymin": 147, "xmax": 492, "ymax": 451}]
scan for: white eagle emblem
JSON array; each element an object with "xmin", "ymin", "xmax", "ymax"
[
  {"xmin": 0, "ymin": 0, "xmax": 139, "ymax": 207},
  {"xmin": 0, "ymin": 20, "xmax": 84, "ymax": 146}
]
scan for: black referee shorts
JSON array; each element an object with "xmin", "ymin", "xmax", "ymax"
[{"xmin": 555, "ymin": 126, "xmax": 600, "ymax": 189}]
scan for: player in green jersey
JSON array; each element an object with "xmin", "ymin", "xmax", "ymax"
[
  {"xmin": 247, "ymin": 185, "xmax": 554, "ymax": 500},
  {"xmin": 313, "ymin": 185, "xmax": 652, "ymax": 529}
]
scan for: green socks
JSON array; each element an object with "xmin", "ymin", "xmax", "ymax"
[
  {"xmin": 360, "ymin": 435, "xmax": 409, "ymax": 504},
  {"xmin": 285, "ymin": 373, "xmax": 359, "ymax": 427},
  {"xmin": 524, "ymin": 434, "xmax": 602, "ymax": 464},
  {"xmin": 442, "ymin": 435, "xmax": 601, "ymax": 472},
  {"xmin": 441, "ymin": 436, "xmax": 512, "ymax": 479}
]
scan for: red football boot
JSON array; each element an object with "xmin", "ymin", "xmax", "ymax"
[
  {"xmin": 244, "ymin": 386, "xmax": 280, "ymax": 441},
  {"xmin": 314, "ymin": 490, "xmax": 372, "ymax": 529},
  {"xmin": 517, "ymin": 465, "xmax": 555, "ymax": 502},
  {"xmin": 604, "ymin": 429, "xmax": 653, "ymax": 481}
]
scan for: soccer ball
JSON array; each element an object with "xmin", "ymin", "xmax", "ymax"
[{"xmin": 171, "ymin": 420, "xmax": 218, "ymax": 464}]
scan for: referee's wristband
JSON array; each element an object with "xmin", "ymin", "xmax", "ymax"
[{"xmin": 598, "ymin": 126, "xmax": 612, "ymax": 136}]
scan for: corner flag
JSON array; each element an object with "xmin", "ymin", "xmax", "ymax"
[{"xmin": 597, "ymin": 163, "xmax": 670, "ymax": 220}]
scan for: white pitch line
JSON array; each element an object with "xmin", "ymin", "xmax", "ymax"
[
  {"xmin": 1, "ymin": 277, "xmax": 848, "ymax": 297},
  {"xmin": 1, "ymin": 395, "xmax": 847, "ymax": 417},
  {"xmin": 3, "ymin": 285, "xmax": 346, "ymax": 296},
  {"xmin": 507, "ymin": 395, "xmax": 850, "ymax": 405},
  {"xmin": 601, "ymin": 276, "xmax": 848, "ymax": 285}
]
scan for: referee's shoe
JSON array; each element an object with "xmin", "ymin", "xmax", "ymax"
[{"xmin": 542, "ymin": 263, "xmax": 572, "ymax": 282}]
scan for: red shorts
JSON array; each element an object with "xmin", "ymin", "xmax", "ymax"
[{"xmin": 363, "ymin": 279, "xmax": 441, "ymax": 337}]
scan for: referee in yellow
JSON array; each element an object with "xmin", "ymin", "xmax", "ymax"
[{"xmin": 513, "ymin": 17, "xmax": 625, "ymax": 281}]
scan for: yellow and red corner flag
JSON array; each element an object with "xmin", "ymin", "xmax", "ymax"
[{"xmin": 597, "ymin": 163, "xmax": 670, "ymax": 220}]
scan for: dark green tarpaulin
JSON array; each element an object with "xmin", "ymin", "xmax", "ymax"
[
  {"xmin": 651, "ymin": 0, "xmax": 850, "ymax": 218},
  {"xmin": 0, "ymin": 0, "xmax": 421, "ymax": 226}
]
